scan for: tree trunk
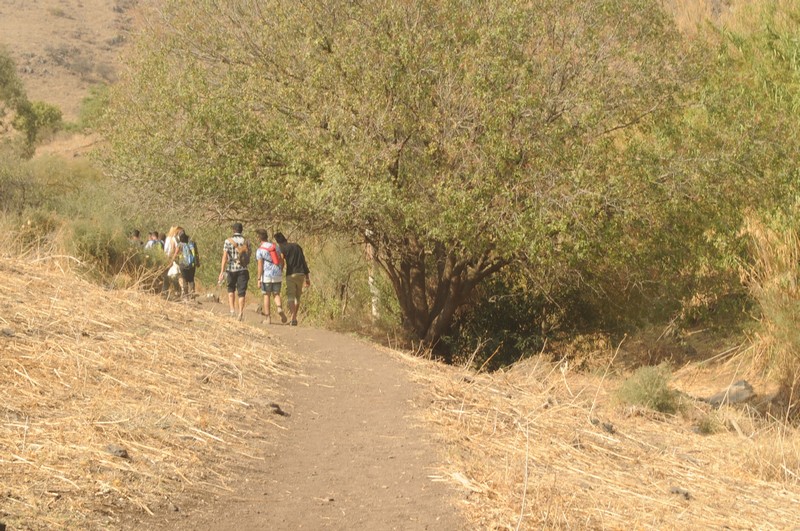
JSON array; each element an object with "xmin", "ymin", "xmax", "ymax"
[{"xmin": 374, "ymin": 235, "xmax": 507, "ymax": 362}]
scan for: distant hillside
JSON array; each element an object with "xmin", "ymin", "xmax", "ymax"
[{"xmin": 0, "ymin": 0, "xmax": 136, "ymax": 121}]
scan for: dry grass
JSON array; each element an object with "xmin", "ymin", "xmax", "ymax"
[
  {"xmin": 400, "ymin": 351, "xmax": 800, "ymax": 529},
  {"xmin": 743, "ymin": 216, "xmax": 800, "ymax": 411},
  {"xmin": 0, "ymin": 252, "xmax": 295, "ymax": 529},
  {"xmin": 662, "ymin": 0, "xmax": 755, "ymax": 34}
]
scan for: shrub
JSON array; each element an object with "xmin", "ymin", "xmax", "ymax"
[
  {"xmin": 695, "ymin": 412, "xmax": 725, "ymax": 435},
  {"xmin": 616, "ymin": 364, "xmax": 680, "ymax": 414},
  {"xmin": 743, "ymin": 215, "xmax": 800, "ymax": 415},
  {"xmin": 12, "ymin": 100, "xmax": 63, "ymax": 144}
]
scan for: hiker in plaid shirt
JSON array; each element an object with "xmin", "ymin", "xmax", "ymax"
[{"xmin": 218, "ymin": 222, "xmax": 251, "ymax": 321}]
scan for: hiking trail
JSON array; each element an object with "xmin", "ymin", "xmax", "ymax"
[{"xmin": 142, "ymin": 298, "xmax": 463, "ymax": 530}]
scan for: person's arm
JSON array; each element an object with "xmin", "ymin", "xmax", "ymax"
[
  {"xmin": 300, "ymin": 247, "xmax": 310, "ymax": 286},
  {"xmin": 257, "ymin": 251, "xmax": 264, "ymax": 282},
  {"xmin": 218, "ymin": 241, "xmax": 229, "ymax": 282},
  {"xmin": 170, "ymin": 241, "xmax": 181, "ymax": 263}
]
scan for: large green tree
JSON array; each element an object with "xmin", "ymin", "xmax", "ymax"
[{"xmin": 105, "ymin": 0, "xmax": 686, "ymax": 350}]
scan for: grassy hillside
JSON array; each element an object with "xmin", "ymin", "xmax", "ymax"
[
  {"xmin": 407, "ymin": 351, "xmax": 800, "ymax": 528},
  {"xmin": 3, "ymin": 244, "xmax": 798, "ymax": 529},
  {"xmin": 0, "ymin": 252, "xmax": 295, "ymax": 529}
]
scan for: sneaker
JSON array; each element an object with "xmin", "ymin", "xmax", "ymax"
[
  {"xmin": 290, "ymin": 320, "xmax": 298, "ymax": 326},
  {"xmin": 237, "ymin": 312, "xmax": 244, "ymax": 322},
  {"xmin": 229, "ymin": 310, "xmax": 236, "ymax": 318},
  {"xmin": 264, "ymin": 316, "xmax": 272, "ymax": 325},
  {"xmin": 278, "ymin": 308, "xmax": 288, "ymax": 324}
]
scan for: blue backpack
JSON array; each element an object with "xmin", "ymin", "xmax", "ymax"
[{"xmin": 179, "ymin": 241, "xmax": 197, "ymax": 268}]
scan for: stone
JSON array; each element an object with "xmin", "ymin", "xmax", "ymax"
[
  {"xmin": 105, "ymin": 444, "xmax": 130, "ymax": 460},
  {"xmin": 706, "ymin": 380, "xmax": 755, "ymax": 407},
  {"xmin": 269, "ymin": 403, "xmax": 290, "ymax": 417}
]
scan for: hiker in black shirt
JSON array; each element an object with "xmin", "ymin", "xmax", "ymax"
[{"xmin": 274, "ymin": 232, "xmax": 309, "ymax": 326}]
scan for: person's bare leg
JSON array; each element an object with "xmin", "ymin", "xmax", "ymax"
[
  {"xmin": 263, "ymin": 294, "xmax": 271, "ymax": 323},
  {"xmin": 237, "ymin": 295, "xmax": 246, "ymax": 321},
  {"xmin": 275, "ymin": 294, "xmax": 287, "ymax": 323},
  {"xmin": 228, "ymin": 292, "xmax": 236, "ymax": 315}
]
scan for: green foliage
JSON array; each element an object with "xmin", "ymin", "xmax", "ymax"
[
  {"xmin": 12, "ymin": 100, "xmax": 63, "ymax": 142},
  {"xmin": 94, "ymin": 0, "xmax": 800, "ymax": 364},
  {"xmin": 73, "ymin": 84, "xmax": 110, "ymax": 131},
  {"xmin": 0, "ymin": 151, "xmax": 163, "ymax": 285},
  {"xmin": 445, "ymin": 277, "xmax": 549, "ymax": 369},
  {"xmin": 616, "ymin": 364, "xmax": 681, "ymax": 414},
  {"xmin": 572, "ymin": 0, "xmax": 800, "ymax": 334},
  {"xmin": 104, "ymin": 0, "xmax": 689, "ymax": 349},
  {"xmin": 294, "ymin": 235, "xmax": 401, "ymax": 331},
  {"xmin": 1, "ymin": 47, "xmax": 64, "ymax": 154},
  {"xmin": 0, "ymin": 46, "xmax": 26, "ymax": 106}
]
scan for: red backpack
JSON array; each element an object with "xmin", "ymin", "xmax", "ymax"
[{"xmin": 259, "ymin": 242, "xmax": 282, "ymax": 267}]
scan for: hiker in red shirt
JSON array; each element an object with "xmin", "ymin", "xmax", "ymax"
[{"xmin": 255, "ymin": 229, "xmax": 287, "ymax": 324}]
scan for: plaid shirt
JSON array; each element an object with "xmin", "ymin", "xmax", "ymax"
[{"xmin": 223, "ymin": 234, "xmax": 248, "ymax": 272}]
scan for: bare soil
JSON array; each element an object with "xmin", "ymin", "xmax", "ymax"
[{"xmin": 125, "ymin": 299, "xmax": 463, "ymax": 530}]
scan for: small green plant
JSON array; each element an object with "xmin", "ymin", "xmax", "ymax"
[
  {"xmin": 695, "ymin": 412, "xmax": 725, "ymax": 435},
  {"xmin": 47, "ymin": 7, "xmax": 69, "ymax": 18},
  {"xmin": 73, "ymin": 84, "xmax": 109, "ymax": 131},
  {"xmin": 616, "ymin": 364, "xmax": 680, "ymax": 414}
]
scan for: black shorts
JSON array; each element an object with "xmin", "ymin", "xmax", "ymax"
[
  {"xmin": 180, "ymin": 266, "xmax": 196, "ymax": 283},
  {"xmin": 226, "ymin": 269, "xmax": 249, "ymax": 297}
]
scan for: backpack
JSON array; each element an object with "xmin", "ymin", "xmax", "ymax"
[
  {"xmin": 228, "ymin": 238, "xmax": 251, "ymax": 267},
  {"xmin": 179, "ymin": 241, "xmax": 197, "ymax": 268},
  {"xmin": 259, "ymin": 242, "xmax": 282, "ymax": 267}
]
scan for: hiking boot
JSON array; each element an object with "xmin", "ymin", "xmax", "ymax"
[
  {"xmin": 278, "ymin": 308, "xmax": 287, "ymax": 324},
  {"xmin": 290, "ymin": 319, "xmax": 298, "ymax": 326}
]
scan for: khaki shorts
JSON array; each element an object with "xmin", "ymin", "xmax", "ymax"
[{"xmin": 285, "ymin": 273, "xmax": 306, "ymax": 303}]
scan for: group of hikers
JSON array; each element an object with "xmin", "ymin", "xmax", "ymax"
[{"xmin": 130, "ymin": 222, "xmax": 310, "ymax": 326}]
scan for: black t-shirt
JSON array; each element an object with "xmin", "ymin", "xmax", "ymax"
[{"xmin": 279, "ymin": 242, "xmax": 309, "ymax": 276}]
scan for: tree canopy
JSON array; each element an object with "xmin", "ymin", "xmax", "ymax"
[{"xmin": 105, "ymin": 0, "xmax": 694, "ymax": 350}]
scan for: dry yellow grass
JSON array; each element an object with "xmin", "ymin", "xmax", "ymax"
[
  {"xmin": 662, "ymin": 0, "xmax": 756, "ymax": 34},
  {"xmin": 0, "ymin": 253, "xmax": 295, "ymax": 529},
  {"xmin": 400, "ymin": 351, "xmax": 800, "ymax": 529}
]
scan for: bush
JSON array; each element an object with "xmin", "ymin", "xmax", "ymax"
[
  {"xmin": 0, "ymin": 152, "xmax": 165, "ymax": 286},
  {"xmin": 12, "ymin": 100, "xmax": 63, "ymax": 144},
  {"xmin": 743, "ymin": 215, "xmax": 800, "ymax": 414},
  {"xmin": 695, "ymin": 412, "xmax": 725, "ymax": 435},
  {"xmin": 444, "ymin": 278, "xmax": 550, "ymax": 370},
  {"xmin": 616, "ymin": 364, "xmax": 680, "ymax": 414}
]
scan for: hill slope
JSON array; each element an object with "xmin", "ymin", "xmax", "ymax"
[
  {"xmin": 0, "ymin": 255, "xmax": 295, "ymax": 529},
  {"xmin": 0, "ymin": 0, "xmax": 133, "ymax": 121}
]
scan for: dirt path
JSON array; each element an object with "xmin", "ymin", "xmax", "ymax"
[{"xmin": 156, "ymin": 300, "xmax": 463, "ymax": 530}]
